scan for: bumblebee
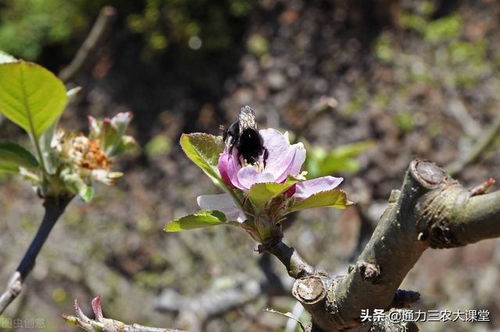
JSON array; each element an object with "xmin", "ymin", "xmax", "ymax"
[{"xmin": 223, "ymin": 106, "xmax": 269, "ymax": 169}]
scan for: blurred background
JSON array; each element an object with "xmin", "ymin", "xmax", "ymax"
[{"xmin": 0, "ymin": 0, "xmax": 499, "ymax": 331}]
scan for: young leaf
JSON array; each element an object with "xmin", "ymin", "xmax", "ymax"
[
  {"xmin": 288, "ymin": 189, "xmax": 349, "ymax": 212},
  {"xmin": 0, "ymin": 61, "xmax": 68, "ymax": 137},
  {"xmin": 180, "ymin": 133, "xmax": 225, "ymax": 185},
  {"xmin": 248, "ymin": 179, "xmax": 297, "ymax": 210},
  {"xmin": 0, "ymin": 142, "xmax": 39, "ymax": 169},
  {"xmin": 39, "ymin": 121, "xmax": 59, "ymax": 174},
  {"xmin": 164, "ymin": 210, "xmax": 227, "ymax": 232}
]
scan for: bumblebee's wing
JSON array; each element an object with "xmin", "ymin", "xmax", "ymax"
[{"xmin": 239, "ymin": 105, "xmax": 257, "ymax": 131}]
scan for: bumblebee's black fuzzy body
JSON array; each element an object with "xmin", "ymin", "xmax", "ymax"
[{"xmin": 224, "ymin": 106, "xmax": 269, "ymax": 167}]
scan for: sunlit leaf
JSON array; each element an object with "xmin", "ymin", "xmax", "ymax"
[
  {"xmin": 0, "ymin": 61, "xmax": 68, "ymax": 137},
  {"xmin": 288, "ymin": 189, "xmax": 349, "ymax": 212},
  {"xmin": 164, "ymin": 210, "xmax": 227, "ymax": 232},
  {"xmin": 180, "ymin": 133, "xmax": 225, "ymax": 186},
  {"xmin": 248, "ymin": 178, "xmax": 297, "ymax": 210}
]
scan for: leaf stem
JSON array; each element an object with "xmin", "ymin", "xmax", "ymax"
[{"xmin": 30, "ymin": 133, "xmax": 48, "ymax": 176}]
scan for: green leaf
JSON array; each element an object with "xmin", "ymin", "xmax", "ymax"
[
  {"xmin": 0, "ymin": 61, "xmax": 68, "ymax": 137},
  {"xmin": 80, "ymin": 186, "xmax": 94, "ymax": 203},
  {"xmin": 0, "ymin": 142, "xmax": 39, "ymax": 169},
  {"xmin": 248, "ymin": 179, "xmax": 297, "ymax": 210},
  {"xmin": 164, "ymin": 210, "xmax": 227, "ymax": 232},
  {"xmin": 288, "ymin": 189, "xmax": 349, "ymax": 212},
  {"xmin": 180, "ymin": 133, "xmax": 225, "ymax": 185},
  {"xmin": 0, "ymin": 163, "xmax": 19, "ymax": 172}
]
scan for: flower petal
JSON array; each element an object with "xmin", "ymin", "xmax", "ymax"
[
  {"xmin": 275, "ymin": 142, "xmax": 306, "ymax": 182},
  {"xmin": 219, "ymin": 149, "xmax": 246, "ymax": 190},
  {"xmin": 287, "ymin": 143, "xmax": 306, "ymax": 176},
  {"xmin": 217, "ymin": 152, "xmax": 233, "ymax": 187},
  {"xmin": 197, "ymin": 193, "xmax": 246, "ymax": 223},
  {"xmin": 237, "ymin": 166, "xmax": 275, "ymax": 189},
  {"xmin": 260, "ymin": 128, "xmax": 295, "ymax": 176},
  {"xmin": 293, "ymin": 176, "xmax": 344, "ymax": 200}
]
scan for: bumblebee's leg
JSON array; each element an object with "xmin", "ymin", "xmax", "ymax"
[{"xmin": 263, "ymin": 147, "xmax": 269, "ymax": 168}]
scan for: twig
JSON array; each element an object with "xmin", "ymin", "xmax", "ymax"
[
  {"xmin": 291, "ymin": 97, "xmax": 338, "ymax": 144},
  {"xmin": 265, "ymin": 240, "xmax": 314, "ymax": 279},
  {"xmin": 285, "ymin": 301, "xmax": 306, "ymax": 332},
  {"xmin": 446, "ymin": 114, "xmax": 500, "ymax": 176},
  {"xmin": 0, "ymin": 195, "xmax": 72, "ymax": 314},
  {"xmin": 155, "ymin": 270, "xmax": 291, "ymax": 332},
  {"xmin": 154, "ymin": 252, "xmax": 290, "ymax": 331},
  {"xmin": 58, "ymin": 6, "xmax": 117, "ymax": 83},
  {"xmin": 64, "ymin": 296, "xmax": 183, "ymax": 332},
  {"xmin": 446, "ymin": 97, "xmax": 481, "ymax": 138},
  {"xmin": 264, "ymin": 308, "xmax": 306, "ymax": 332}
]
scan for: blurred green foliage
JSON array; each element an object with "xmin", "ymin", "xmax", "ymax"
[
  {"xmin": 128, "ymin": 0, "xmax": 255, "ymax": 59},
  {"xmin": 0, "ymin": 0, "xmax": 255, "ymax": 60},
  {"xmin": 388, "ymin": 3, "xmax": 491, "ymax": 88},
  {"xmin": 305, "ymin": 141, "xmax": 376, "ymax": 178},
  {"xmin": 0, "ymin": 0, "xmax": 87, "ymax": 59},
  {"xmin": 144, "ymin": 134, "xmax": 171, "ymax": 157},
  {"xmin": 394, "ymin": 112, "xmax": 415, "ymax": 132},
  {"xmin": 247, "ymin": 34, "xmax": 269, "ymax": 57}
]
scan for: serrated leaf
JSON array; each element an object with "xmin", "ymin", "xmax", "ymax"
[
  {"xmin": 0, "ymin": 142, "xmax": 39, "ymax": 169},
  {"xmin": 288, "ymin": 189, "xmax": 349, "ymax": 212},
  {"xmin": 0, "ymin": 61, "xmax": 68, "ymax": 137},
  {"xmin": 248, "ymin": 179, "xmax": 297, "ymax": 210},
  {"xmin": 180, "ymin": 133, "xmax": 225, "ymax": 185},
  {"xmin": 164, "ymin": 210, "xmax": 227, "ymax": 232}
]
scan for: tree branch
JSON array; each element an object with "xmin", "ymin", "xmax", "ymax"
[
  {"xmin": 446, "ymin": 113, "xmax": 500, "ymax": 176},
  {"xmin": 155, "ymin": 254, "xmax": 291, "ymax": 331},
  {"xmin": 64, "ymin": 296, "xmax": 183, "ymax": 332},
  {"xmin": 265, "ymin": 241, "xmax": 315, "ymax": 279},
  {"xmin": 268, "ymin": 160, "xmax": 500, "ymax": 331},
  {"xmin": 58, "ymin": 6, "xmax": 117, "ymax": 83},
  {"xmin": 0, "ymin": 195, "xmax": 72, "ymax": 314}
]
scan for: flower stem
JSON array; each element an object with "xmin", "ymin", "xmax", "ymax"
[{"xmin": 0, "ymin": 195, "xmax": 72, "ymax": 314}]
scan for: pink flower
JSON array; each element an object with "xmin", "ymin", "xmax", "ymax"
[
  {"xmin": 197, "ymin": 128, "xmax": 343, "ymax": 222},
  {"xmin": 218, "ymin": 128, "xmax": 306, "ymax": 190}
]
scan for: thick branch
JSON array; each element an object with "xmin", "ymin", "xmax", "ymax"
[
  {"xmin": 0, "ymin": 196, "xmax": 71, "ymax": 314},
  {"xmin": 271, "ymin": 160, "xmax": 500, "ymax": 331}
]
